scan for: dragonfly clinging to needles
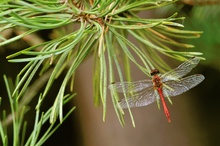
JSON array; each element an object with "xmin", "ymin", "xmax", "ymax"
[{"xmin": 109, "ymin": 57, "xmax": 205, "ymax": 122}]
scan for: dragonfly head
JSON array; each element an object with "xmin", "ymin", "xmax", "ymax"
[{"xmin": 150, "ymin": 69, "xmax": 160, "ymax": 76}]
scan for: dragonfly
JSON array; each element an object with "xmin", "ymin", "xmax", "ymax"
[{"xmin": 109, "ymin": 57, "xmax": 205, "ymax": 122}]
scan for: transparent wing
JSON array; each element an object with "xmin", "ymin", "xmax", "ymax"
[
  {"xmin": 108, "ymin": 80, "xmax": 152, "ymax": 93},
  {"xmin": 118, "ymin": 87, "xmax": 157, "ymax": 108},
  {"xmin": 162, "ymin": 74, "xmax": 205, "ymax": 97},
  {"xmin": 161, "ymin": 57, "xmax": 201, "ymax": 82}
]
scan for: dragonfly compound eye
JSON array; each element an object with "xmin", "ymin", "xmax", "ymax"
[{"xmin": 150, "ymin": 69, "xmax": 160, "ymax": 76}]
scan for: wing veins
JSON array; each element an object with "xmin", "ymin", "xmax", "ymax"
[
  {"xmin": 162, "ymin": 74, "xmax": 205, "ymax": 97},
  {"xmin": 161, "ymin": 57, "xmax": 201, "ymax": 82},
  {"xmin": 119, "ymin": 87, "xmax": 157, "ymax": 108},
  {"xmin": 109, "ymin": 80, "xmax": 152, "ymax": 93}
]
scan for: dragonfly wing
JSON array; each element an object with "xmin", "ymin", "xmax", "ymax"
[
  {"xmin": 162, "ymin": 74, "xmax": 205, "ymax": 97},
  {"xmin": 118, "ymin": 87, "xmax": 157, "ymax": 108},
  {"xmin": 108, "ymin": 80, "xmax": 152, "ymax": 93},
  {"xmin": 161, "ymin": 57, "xmax": 201, "ymax": 82}
]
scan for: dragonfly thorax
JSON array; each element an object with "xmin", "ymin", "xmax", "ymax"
[{"xmin": 152, "ymin": 75, "xmax": 163, "ymax": 89}]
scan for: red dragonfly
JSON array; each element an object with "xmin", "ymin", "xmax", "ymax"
[{"xmin": 109, "ymin": 57, "xmax": 205, "ymax": 122}]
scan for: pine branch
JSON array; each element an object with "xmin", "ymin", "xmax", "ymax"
[{"xmin": 0, "ymin": 0, "xmax": 204, "ymax": 144}]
